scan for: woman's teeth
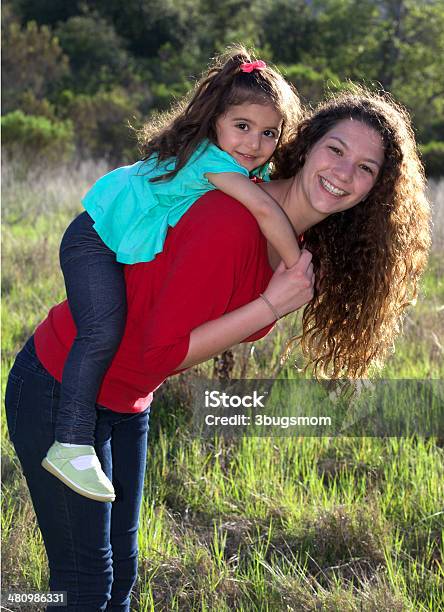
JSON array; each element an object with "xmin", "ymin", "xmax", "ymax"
[{"xmin": 320, "ymin": 177, "xmax": 348, "ymax": 196}]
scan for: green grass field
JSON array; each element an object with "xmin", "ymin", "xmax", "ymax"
[{"xmin": 2, "ymin": 161, "xmax": 443, "ymax": 610}]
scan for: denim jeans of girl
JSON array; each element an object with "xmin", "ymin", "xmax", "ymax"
[
  {"xmin": 5, "ymin": 337, "xmax": 150, "ymax": 611},
  {"xmin": 58, "ymin": 211, "xmax": 127, "ymax": 445}
]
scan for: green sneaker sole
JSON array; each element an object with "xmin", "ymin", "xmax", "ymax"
[{"xmin": 41, "ymin": 457, "xmax": 116, "ymax": 503}]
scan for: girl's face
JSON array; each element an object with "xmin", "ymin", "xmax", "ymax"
[
  {"xmin": 299, "ymin": 119, "xmax": 384, "ymax": 217},
  {"xmin": 215, "ymin": 102, "xmax": 283, "ymax": 172}
]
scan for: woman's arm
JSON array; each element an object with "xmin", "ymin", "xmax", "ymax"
[
  {"xmin": 178, "ymin": 251, "xmax": 314, "ymax": 369},
  {"xmin": 207, "ymin": 172, "xmax": 301, "ymax": 268}
]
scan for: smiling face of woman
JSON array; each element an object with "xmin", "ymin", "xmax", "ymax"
[{"xmin": 298, "ymin": 119, "xmax": 385, "ymax": 218}]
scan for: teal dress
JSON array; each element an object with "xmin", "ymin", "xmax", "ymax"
[{"xmin": 82, "ymin": 139, "xmax": 270, "ymax": 264}]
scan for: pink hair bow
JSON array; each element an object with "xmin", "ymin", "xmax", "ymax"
[{"xmin": 240, "ymin": 60, "xmax": 267, "ymax": 73}]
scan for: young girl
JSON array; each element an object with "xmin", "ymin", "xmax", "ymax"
[{"xmin": 41, "ymin": 47, "xmax": 302, "ymax": 502}]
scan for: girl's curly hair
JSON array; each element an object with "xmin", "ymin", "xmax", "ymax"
[
  {"xmin": 273, "ymin": 86, "xmax": 431, "ymax": 378},
  {"xmin": 137, "ymin": 45, "xmax": 301, "ymax": 182}
]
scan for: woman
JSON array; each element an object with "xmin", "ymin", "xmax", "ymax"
[
  {"xmin": 5, "ymin": 89, "xmax": 430, "ymax": 610},
  {"xmin": 273, "ymin": 88, "xmax": 430, "ymax": 378}
]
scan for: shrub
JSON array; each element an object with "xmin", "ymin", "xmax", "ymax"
[
  {"xmin": 420, "ymin": 141, "xmax": 444, "ymax": 178},
  {"xmin": 60, "ymin": 89, "xmax": 141, "ymax": 164},
  {"xmin": 18, "ymin": 92, "xmax": 58, "ymax": 121},
  {"xmin": 1, "ymin": 110, "xmax": 74, "ymax": 163}
]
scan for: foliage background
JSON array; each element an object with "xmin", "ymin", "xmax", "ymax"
[{"xmin": 2, "ymin": 0, "xmax": 444, "ymax": 171}]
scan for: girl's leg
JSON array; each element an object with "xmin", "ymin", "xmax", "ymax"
[
  {"xmin": 57, "ymin": 211, "xmax": 127, "ymax": 445},
  {"xmin": 42, "ymin": 212, "xmax": 126, "ymax": 501}
]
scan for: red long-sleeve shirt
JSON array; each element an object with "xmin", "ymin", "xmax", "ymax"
[{"xmin": 34, "ymin": 191, "xmax": 274, "ymax": 412}]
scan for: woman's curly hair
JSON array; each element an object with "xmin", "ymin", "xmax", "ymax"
[
  {"xmin": 137, "ymin": 44, "xmax": 301, "ymax": 182},
  {"xmin": 273, "ymin": 86, "xmax": 431, "ymax": 378}
]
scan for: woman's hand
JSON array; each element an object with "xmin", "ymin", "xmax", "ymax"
[{"xmin": 263, "ymin": 249, "xmax": 314, "ymax": 317}]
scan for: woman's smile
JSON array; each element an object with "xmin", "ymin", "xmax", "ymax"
[{"xmin": 319, "ymin": 176, "xmax": 350, "ymax": 197}]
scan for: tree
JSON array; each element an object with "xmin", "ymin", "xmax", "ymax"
[
  {"xmin": 11, "ymin": 0, "xmax": 82, "ymax": 26},
  {"xmin": 279, "ymin": 64, "xmax": 343, "ymax": 106},
  {"xmin": 88, "ymin": 0, "xmax": 197, "ymax": 58},
  {"xmin": 261, "ymin": 0, "xmax": 444, "ymax": 141},
  {"xmin": 384, "ymin": 0, "xmax": 444, "ymax": 139},
  {"xmin": 258, "ymin": 0, "xmax": 319, "ymax": 65},
  {"xmin": 1, "ymin": 8, "xmax": 69, "ymax": 112},
  {"xmin": 55, "ymin": 12, "xmax": 134, "ymax": 94},
  {"xmin": 196, "ymin": 0, "xmax": 263, "ymax": 56}
]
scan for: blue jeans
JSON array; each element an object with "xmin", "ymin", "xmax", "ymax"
[
  {"xmin": 58, "ymin": 211, "xmax": 127, "ymax": 444},
  {"xmin": 5, "ymin": 337, "xmax": 150, "ymax": 611}
]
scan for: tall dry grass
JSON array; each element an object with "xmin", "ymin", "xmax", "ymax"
[{"xmin": 1, "ymin": 159, "xmax": 443, "ymax": 610}]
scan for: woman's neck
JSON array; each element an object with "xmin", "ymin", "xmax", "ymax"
[
  {"xmin": 260, "ymin": 177, "xmax": 326, "ymax": 268},
  {"xmin": 261, "ymin": 177, "xmax": 324, "ymax": 234}
]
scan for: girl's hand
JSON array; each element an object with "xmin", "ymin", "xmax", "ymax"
[{"xmin": 263, "ymin": 250, "xmax": 314, "ymax": 317}]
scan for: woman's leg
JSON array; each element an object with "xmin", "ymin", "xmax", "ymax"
[
  {"xmin": 5, "ymin": 338, "xmax": 149, "ymax": 611},
  {"xmin": 6, "ymin": 339, "xmax": 113, "ymax": 610},
  {"xmin": 95, "ymin": 407, "xmax": 149, "ymax": 610}
]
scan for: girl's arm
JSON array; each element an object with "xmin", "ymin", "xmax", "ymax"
[
  {"xmin": 207, "ymin": 172, "xmax": 301, "ymax": 268},
  {"xmin": 178, "ymin": 252, "xmax": 314, "ymax": 369}
]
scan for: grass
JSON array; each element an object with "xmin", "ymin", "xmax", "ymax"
[{"xmin": 1, "ymin": 159, "xmax": 443, "ymax": 610}]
